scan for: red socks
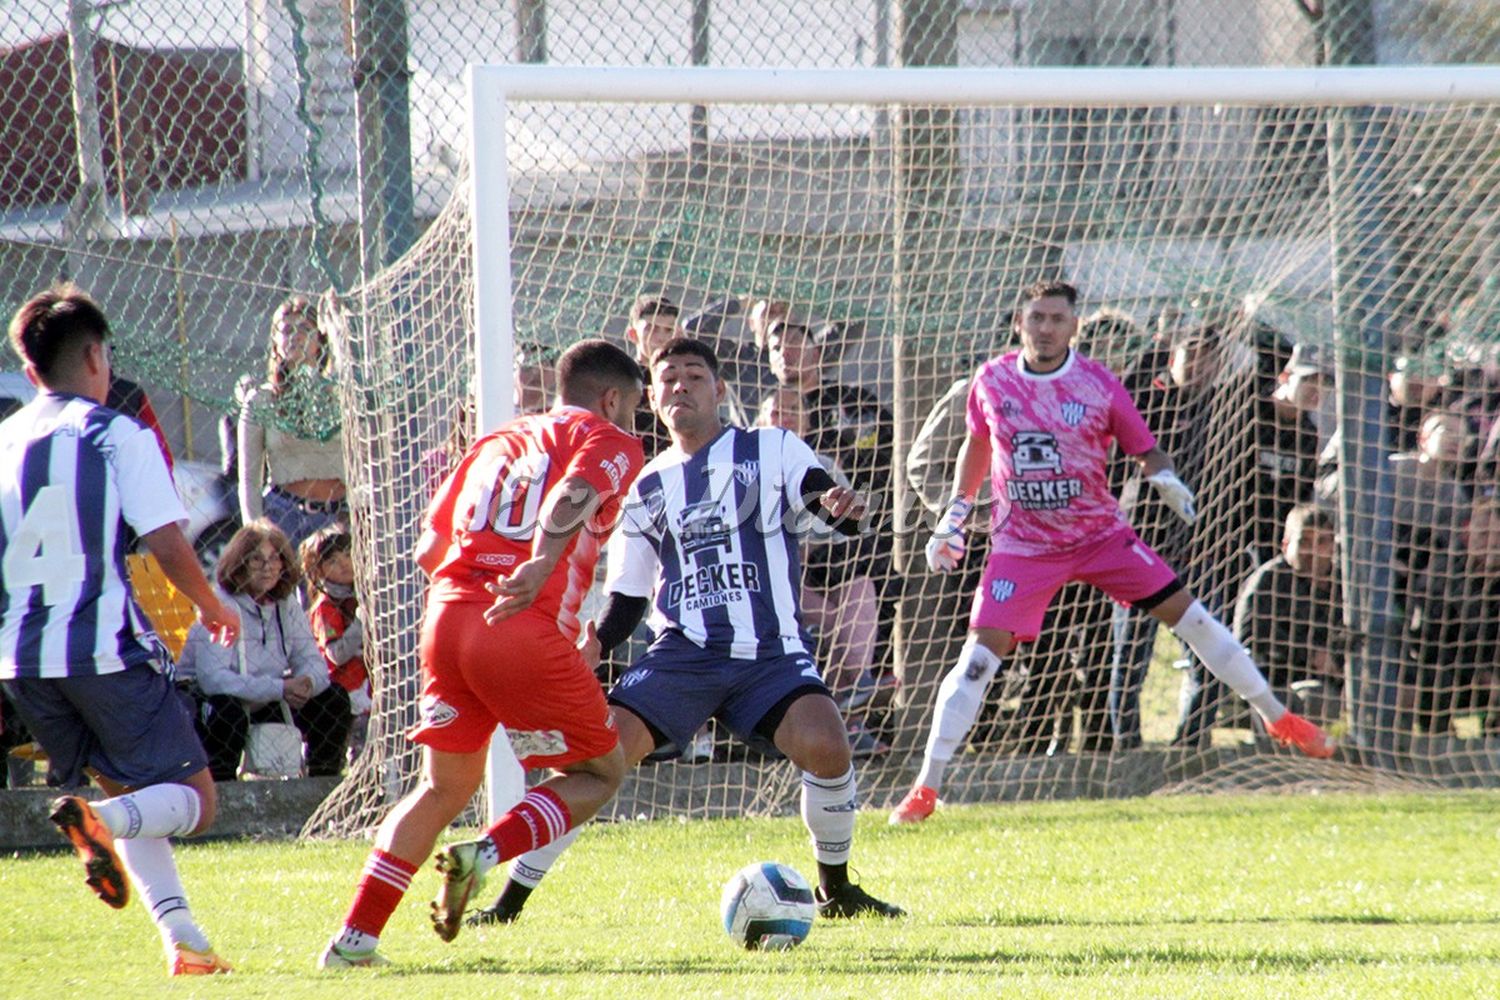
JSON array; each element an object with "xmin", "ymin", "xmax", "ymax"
[
  {"xmin": 484, "ymin": 788, "xmax": 572, "ymax": 863},
  {"xmin": 343, "ymin": 848, "xmax": 418, "ymax": 938}
]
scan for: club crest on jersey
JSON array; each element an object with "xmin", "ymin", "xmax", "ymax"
[
  {"xmin": 733, "ymin": 460, "xmax": 759, "ymax": 487},
  {"xmin": 678, "ymin": 499, "xmax": 732, "ymax": 557},
  {"xmin": 989, "ymin": 578, "xmax": 1016, "ymax": 603},
  {"xmin": 641, "ymin": 487, "xmax": 667, "ymax": 526},
  {"xmin": 1060, "ymin": 401, "xmax": 1087, "ymax": 427}
]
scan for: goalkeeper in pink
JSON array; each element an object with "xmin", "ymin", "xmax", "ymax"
[{"xmin": 890, "ymin": 280, "xmax": 1334, "ymax": 825}]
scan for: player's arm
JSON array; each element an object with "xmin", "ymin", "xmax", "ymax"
[
  {"xmin": 798, "ymin": 465, "xmax": 865, "ymax": 536},
  {"xmin": 924, "ymin": 428, "xmax": 990, "ymax": 572},
  {"xmin": 1129, "ymin": 446, "xmax": 1197, "ymax": 524},
  {"xmin": 142, "ymin": 525, "xmax": 240, "ymax": 646},
  {"xmin": 595, "ymin": 592, "xmax": 650, "ymax": 654},
  {"xmin": 413, "ymin": 526, "xmax": 448, "ymax": 579},
  {"xmin": 483, "ymin": 473, "xmax": 604, "ymax": 625}
]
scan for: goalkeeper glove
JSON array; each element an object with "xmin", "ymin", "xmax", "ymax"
[
  {"xmin": 924, "ymin": 495, "xmax": 974, "ymax": 573},
  {"xmin": 1146, "ymin": 469, "xmax": 1197, "ymax": 524}
]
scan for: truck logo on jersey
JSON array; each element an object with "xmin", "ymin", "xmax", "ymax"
[
  {"xmin": 678, "ymin": 499, "xmax": 732, "ymax": 557},
  {"xmin": 1060, "ymin": 401, "xmax": 1087, "ymax": 427},
  {"xmin": 1011, "ymin": 431, "xmax": 1064, "ymax": 475},
  {"xmin": 667, "ymin": 561, "xmax": 763, "ymax": 612}
]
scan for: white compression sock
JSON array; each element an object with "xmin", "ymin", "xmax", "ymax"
[
  {"xmin": 1169, "ymin": 600, "xmax": 1286, "ymax": 722},
  {"xmin": 801, "ymin": 767, "xmax": 856, "ymax": 865},
  {"xmin": 916, "ymin": 639, "xmax": 1002, "ymax": 792},
  {"xmin": 509, "ymin": 826, "xmax": 581, "ymax": 888},
  {"xmin": 116, "ymin": 837, "xmax": 211, "ymax": 953},
  {"xmin": 92, "ymin": 784, "xmax": 202, "ymax": 840}
]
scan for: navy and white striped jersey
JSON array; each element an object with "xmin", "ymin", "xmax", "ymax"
[
  {"xmin": 606, "ymin": 426, "xmax": 823, "ymax": 660},
  {"xmin": 0, "ymin": 392, "xmax": 185, "ymax": 680}
]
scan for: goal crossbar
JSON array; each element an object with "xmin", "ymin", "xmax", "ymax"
[{"xmin": 468, "ymin": 64, "xmax": 1500, "ymax": 108}]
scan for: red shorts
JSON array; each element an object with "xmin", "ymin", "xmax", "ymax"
[
  {"xmin": 970, "ymin": 526, "xmax": 1180, "ymax": 642},
  {"xmin": 410, "ymin": 599, "xmax": 617, "ymax": 768}
]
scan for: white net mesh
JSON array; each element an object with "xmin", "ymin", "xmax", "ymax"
[{"xmin": 307, "ymin": 81, "xmax": 1500, "ymax": 837}]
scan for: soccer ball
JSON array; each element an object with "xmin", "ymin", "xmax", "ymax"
[{"xmin": 720, "ymin": 861, "xmax": 816, "ymax": 951}]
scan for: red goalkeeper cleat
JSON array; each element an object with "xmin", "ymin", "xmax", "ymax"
[
  {"xmin": 888, "ymin": 785, "xmax": 938, "ymax": 825},
  {"xmin": 1267, "ymin": 711, "xmax": 1336, "ymax": 759}
]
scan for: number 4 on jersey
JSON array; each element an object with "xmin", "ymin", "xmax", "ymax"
[{"xmin": 3, "ymin": 484, "xmax": 87, "ymax": 605}]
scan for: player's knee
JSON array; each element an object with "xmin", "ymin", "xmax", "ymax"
[
  {"xmin": 796, "ymin": 728, "xmax": 853, "ymax": 779},
  {"xmin": 186, "ymin": 773, "xmax": 217, "ymax": 835}
]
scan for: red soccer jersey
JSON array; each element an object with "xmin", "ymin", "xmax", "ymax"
[{"xmin": 424, "ymin": 405, "xmax": 643, "ymax": 639}]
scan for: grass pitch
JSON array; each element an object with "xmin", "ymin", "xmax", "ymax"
[{"xmin": 2, "ymin": 791, "xmax": 1498, "ymax": 998}]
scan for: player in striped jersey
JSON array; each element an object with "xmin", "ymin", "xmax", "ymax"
[
  {"xmin": 489, "ymin": 337, "xmax": 904, "ymax": 923},
  {"xmin": 890, "ymin": 280, "xmax": 1336, "ymax": 825},
  {"xmin": 0, "ymin": 285, "xmax": 242, "ymax": 975},
  {"xmin": 320, "ymin": 339, "xmax": 646, "ymax": 967}
]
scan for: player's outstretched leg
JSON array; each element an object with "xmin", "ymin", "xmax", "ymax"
[
  {"xmin": 465, "ymin": 826, "xmax": 581, "ymax": 927},
  {"xmin": 1166, "ymin": 598, "xmax": 1333, "ymax": 758},
  {"xmin": 891, "ymin": 637, "xmax": 1004, "ymax": 825}
]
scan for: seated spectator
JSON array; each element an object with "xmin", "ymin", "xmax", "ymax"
[
  {"xmin": 1401, "ymin": 493, "xmax": 1500, "ymax": 739},
  {"xmin": 1233, "ymin": 503, "xmax": 1345, "ymax": 732},
  {"xmin": 1390, "ymin": 405, "xmax": 1477, "ymax": 608},
  {"xmin": 300, "ymin": 525, "xmax": 371, "ymax": 764},
  {"xmin": 179, "ymin": 520, "xmax": 351, "ymax": 779}
]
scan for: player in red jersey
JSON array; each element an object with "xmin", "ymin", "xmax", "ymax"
[{"xmin": 320, "ymin": 339, "xmax": 645, "ymax": 968}]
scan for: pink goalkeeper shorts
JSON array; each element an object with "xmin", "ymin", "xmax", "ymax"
[{"xmin": 970, "ymin": 526, "xmax": 1181, "ymax": 642}]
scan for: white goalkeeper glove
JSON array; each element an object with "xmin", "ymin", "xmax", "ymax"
[
  {"xmin": 1146, "ymin": 469, "xmax": 1197, "ymax": 525},
  {"xmin": 925, "ymin": 495, "xmax": 974, "ymax": 573}
]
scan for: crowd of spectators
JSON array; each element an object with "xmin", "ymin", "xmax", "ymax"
[{"xmin": 9, "ymin": 285, "xmax": 1497, "ymax": 788}]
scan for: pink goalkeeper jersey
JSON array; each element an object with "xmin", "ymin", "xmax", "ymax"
[{"xmin": 967, "ymin": 349, "xmax": 1156, "ymax": 556}]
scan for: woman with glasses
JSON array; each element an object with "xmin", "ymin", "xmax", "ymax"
[{"xmin": 177, "ymin": 521, "xmax": 351, "ymax": 780}]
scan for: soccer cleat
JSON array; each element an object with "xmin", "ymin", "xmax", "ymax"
[
  {"xmin": 1267, "ymin": 711, "xmax": 1336, "ymax": 759},
  {"xmin": 465, "ymin": 901, "xmax": 522, "ymax": 927},
  {"xmin": 49, "ymin": 795, "xmax": 129, "ymax": 909},
  {"xmin": 317, "ymin": 941, "xmax": 389, "ymax": 969},
  {"xmin": 888, "ymin": 785, "xmax": 938, "ymax": 825},
  {"xmin": 814, "ymin": 881, "xmax": 906, "ymax": 919},
  {"xmin": 431, "ymin": 842, "xmax": 486, "ymax": 942},
  {"xmin": 170, "ymin": 945, "xmax": 233, "ymax": 976}
]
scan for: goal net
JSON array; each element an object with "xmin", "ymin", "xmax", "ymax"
[{"xmin": 306, "ymin": 66, "xmax": 1500, "ymax": 837}]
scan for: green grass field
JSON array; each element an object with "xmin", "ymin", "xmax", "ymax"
[{"xmin": 3, "ymin": 792, "xmax": 1498, "ymax": 998}]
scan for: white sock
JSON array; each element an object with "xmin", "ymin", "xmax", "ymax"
[
  {"xmin": 916, "ymin": 639, "xmax": 1002, "ymax": 792},
  {"xmin": 510, "ymin": 826, "xmax": 581, "ymax": 888},
  {"xmin": 116, "ymin": 837, "xmax": 211, "ymax": 953},
  {"xmin": 334, "ymin": 926, "xmax": 377, "ymax": 953},
  {"xmin": 1169, "ymin": 600, "xmax": 1286, "ymax": 722},
  {"xmin": 801, "ymin": 767, "xmax": 856, "ymax": 865},
  {"xmin": 92, "ymin": 784, "xmax": 202, "ymax": 840}
]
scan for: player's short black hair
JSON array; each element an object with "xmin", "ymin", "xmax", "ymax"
[
  {"xmin": 8, "ymin": 283, "xmax": 111, "ymax": 379},
  {"xmin": 629, "ymin": 293, "xmax": 679, "ymax": 328},
  {"xmin": 649, "ymin": 336, "xmax": 720, "ymax": 376},
  {"xmin": 556, "ymin": 338, "xmax": 643, "ymax": 403},
  {"xmin": 1019, "ymin": 279, "xmax": 1079, "ymax": 310}
]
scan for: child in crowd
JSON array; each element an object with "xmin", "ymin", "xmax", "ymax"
[{"xmin": 300, "ymin": 526, "xmax": 370, "ymax": 762}]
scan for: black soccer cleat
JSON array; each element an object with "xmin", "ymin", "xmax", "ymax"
[
  {"xmin": 814, "ymin": 881, "xmax": 905, "ymax": 919},
  {"xmin": 464, "ymin": 902, "xmax": 522, "ymax": 927}
]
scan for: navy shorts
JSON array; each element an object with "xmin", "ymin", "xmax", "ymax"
[
  {"xmin": 3, "ymin": 664, "xmax": 208, "ymax": 789},
  {"xmin": 607, "ymin": 630, "xmax": 829, "ymax": 760}
]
